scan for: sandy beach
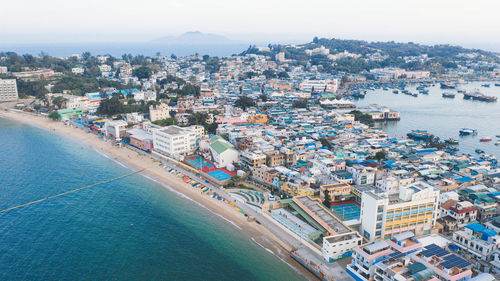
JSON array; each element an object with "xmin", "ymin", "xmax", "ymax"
[{"xmin": 0, "ymin": 109, "xmax": 316, "ymax": 280}]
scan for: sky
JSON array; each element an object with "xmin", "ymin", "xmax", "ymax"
[{"xmin": 2, "ymin": 0, "xmax": 500, "ymax": 51}]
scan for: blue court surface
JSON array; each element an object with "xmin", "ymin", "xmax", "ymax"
[
  {"xmin": 331, "ymin": 202, "xmax": 361, "ymax": 221},
  {"xmin": 185, "ymin": 157, "xmax": 214, "ymax": 169},
  {"xmin": 208, "ymin": 170, "xmax": 232, "ymax": 181}
]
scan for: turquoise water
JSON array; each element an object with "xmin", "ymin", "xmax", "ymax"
[
  {"xmin": 355, "ymin": 81, "xmax": 500, "ymax": 159},
  {"xmin": 0, "ymin": 118, "xmax": 304, "ymax": 281}
]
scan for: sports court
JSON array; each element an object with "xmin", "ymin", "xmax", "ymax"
[
  {"xmin": 330, "ymin": 201, "xmax": 361, "ymax": 221},
  {"xmin": 185, "ymin": 156, "xmax": 214, "ymax": 170},
  {"xmin": 208, "ymin": 170, "xmax": 232, "ymax": 181}
]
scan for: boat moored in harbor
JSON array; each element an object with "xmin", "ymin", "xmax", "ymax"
[
  {"xmin": 442, "ymin": 93, "xmax": 455, "ymax": 98},
  {"xmin": 407, "ymin": 130, "xmax": 430, "ymax": 140},
  {"xmin": 459, "ymin": 128, "xmax": 478, "ymax": 136},
  {"xmin": 480, "ymin": 137, "xmax": 492, "ymax": 142}
]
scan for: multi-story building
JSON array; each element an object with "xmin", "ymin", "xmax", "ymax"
[
  {"xmin": 439, "ymin": 200, "xmax": 478, "ymax": 228},
  {"xmin": 360, "ymin": 182, "xmax": 440, "ymax": 242},
  {"xmin": 320, "ymin": 182, "xmax": 352, "ymax": 202},
  {"xmin": 149, "ymin": 104, "xmax": 171, "ymax": 122},
  {"xmin": 153, "ymin": 126, "xmax": 196, "ymax": 158},
  {"xmin": 251, "ymin": 165, "xmax": 279, "ymax": 186},
  {"xmin": 348, "ymin": 165, "xmax": 377, "ymax": 186},
  {"xmin": 240, "ymin": 152, "xmax": 267, "ymax": 168},
  {"xmin": 452, "ymin": 223, "xmax": 500, "ymax": 261},
  {"xmin": 265, "ymin": 151, "xmax": 285, "ymax": 167},
  {"xmin": 0, "ymin": 79, "xmax": 18, "ymax": 102},
  {"xmin": 299, "ymin": 79, "xmax": 338, "ymax": 93}
]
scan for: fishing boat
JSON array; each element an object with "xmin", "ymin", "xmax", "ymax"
[
  {"xmin": 392, "ymin": 90, "xmax": 399, "ymax": 94},
  {"xmin": 407, "ymin": 130, "xmax": 430, "ymax": 140},
  {"xmin": 459, "ymin": 128, "xmax": 478, "ymax": 136},
  {"xmin": 475, "ymin": 149, "xmax": 485, "ymax": 154},
  {"xmin": 442, "ymin": 93, "xmax": 455, "ymax": 98},
  {"xmin": 440, "ymin": 82, "xmax": 456, "ymax": 89},
  {"xmin": 495, "ymin": 141, "xmax": 500, "ymax": 146},
  {"xmin": 481, "ymin": 84, "xmax": 490, "ymax": 88},
  {"xmin": 444, "ymin": 138, "xmax": 459, "ymax": 145},
  {"xmin": 480, "ymin": 137, "xmax": 492, "ymax": 142},
  {"xmin": 495, "ymin": 83, "xmax": 500, "ymax": 87}
]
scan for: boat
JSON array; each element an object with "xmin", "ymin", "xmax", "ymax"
[
  {"xmin": 480, "ymin": 137, "xmax": 492, "ymax": 142},
  {"xmin": 459, "ymin": 128, "xmax": 478, "ymax": 136},
  {"xmin": 463, "ymin": 91, "xmax": 497, "ymax": 102},
  {"xmin": 495, "ymin": 141, "xmax": 500, "ymax": 146},
  {"xmin": 481, "ymin": 84, "xmax": 490, "ymax": 88},
  {"xmin": 444, "ymin": 138, "xmax": 459, "ymax": 145},
  {"xmin": 440, "ymin": 82, "xmax": 456, "ymax": 89},
  {"xmin": 442, "ymin": 93, "xmax": 455, "ymax": 98},
  {"xmin": 475, "ymin": 149, "xmax": 485, "ymax": 154},
  {"xmin": 495, "ymin": 83, "xmax": 500, "ymax": 87},
  {"xmin": 407, "ymin": 130, "xmax": 430, "ymax": 140},
  {"xmin": 392, "ymin": 90, "xmax": 399, "ymax": 94}
]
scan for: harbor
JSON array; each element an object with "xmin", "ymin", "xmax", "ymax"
[{"xmin": 353, "ymin": 81, "xmax": 500, "ymax": 160}]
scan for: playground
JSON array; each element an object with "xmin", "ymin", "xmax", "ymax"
[{"xmin": 330, "ymin": 201, "xmax": 361, "ymax": 221}]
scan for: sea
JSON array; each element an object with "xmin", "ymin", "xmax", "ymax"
[
  {"xmin": 0, "ymin": 118, "xmax": 305, "ymax": 281},
  {"xmin": 0, "ymin": 43, "xmax": 249, "ymax": 58},
  {"xmin": 354, "ymin": 81, "xmax": 500, "ymax": 160}
]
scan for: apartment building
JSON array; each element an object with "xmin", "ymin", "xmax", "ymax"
[
  {"xmin": 240, "ymin": 152, "xmax": 267, "ymax": 168},
  {"xmin": 251, "ymin": 165, "xmax": 279, "ymax": 186},
  {"xmin": 452, "ymin": 223, "xmax": 500, "ymax": 261},
  {"xmin": 360, "ymin": 182, "xmax": 440, "ymax": 242},
  {"xmin": 149, "ymin": 104, "xmax": 171, "ymax": 121},
  {"xmin": 0, "ymin": 79, "xmax": 18, "ymax": 102},
  {"xmin": 319, "ymin": 182, "xmax": 352, "ymax": 202},
  {"xmin": 265, "ymin": 151, "xmax": 285, "ymax": 167},
  {"xmin": 153, "ymin": 126, "xmax": 196, "ymax": 157}
]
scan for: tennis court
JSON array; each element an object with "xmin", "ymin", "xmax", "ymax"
[
  {"xmin": 208, "ymin": 170, "xmax": 232, "ymax": 181},
  {"xmin": 330, "ymin": 201, "xmax": 361, "ymax": 221}
]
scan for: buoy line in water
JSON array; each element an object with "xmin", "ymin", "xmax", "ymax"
[{"xmin": 0, "ymin": 169, "xmax": 145, "ymax": 214}]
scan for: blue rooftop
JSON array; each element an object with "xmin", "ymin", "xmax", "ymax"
[{"xmin": 465, "ymin": 223, "xmax": 497, "ymax": 237}]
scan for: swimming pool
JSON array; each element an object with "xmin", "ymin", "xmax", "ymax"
[{"xmin": 208, "ymin": 170, "xmax": 232, "ymax": 181}]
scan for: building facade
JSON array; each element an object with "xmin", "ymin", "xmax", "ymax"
[
  {"xmin": 153, "ymin": 126, "xmax": 196, "ymax": 157},
  {"xmin": 0, "ymin": 79, "xmax": 18, "ymax": 102}
]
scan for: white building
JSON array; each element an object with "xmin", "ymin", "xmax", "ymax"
[
  {"xmin": 105, "ymin": 120, "xmax": 128, "ymax": 141},
  {"xmin": 299, "ymin": 79, "xmax": 338, "ymax": 93},
  {"xmin": 153, "ymin": 126, "xmax": 196, "ymax": 158},
  {"xmin": 0, "ymin": 79, "xmax": 18, "ymax": 102},
  {"xmin": 322, "ymin": 232, "xmax": 363, "ymax": 262},
  {"xmin": 452, "ymin": 223, "xmax": 500, "ymax": 261},
  {"xmin": 71, "ymin": 67, "xmax": 85, "ymax": 75},
  {"xmin": 348, "ymin": 165, "xmax": 377, "ymax": 185},
  {"xmin": 360, "ymin": 181, "xmax": 440, "ymax": 242},
  {"xmin": 209, "ymin": 136, "xmax": 239, "ymax": 168}
]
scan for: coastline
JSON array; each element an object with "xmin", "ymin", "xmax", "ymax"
[{"xmin": 0, "ymin": 109, "xmax": 316, "ymax": 280}]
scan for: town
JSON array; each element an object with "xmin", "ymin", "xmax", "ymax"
[{"xmin": 1, "ymin": 38, "xmax": 500, "ymax": 281}]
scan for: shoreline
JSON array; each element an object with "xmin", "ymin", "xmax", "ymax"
[{"xmin": 0, "ymin": 109, "xmax": 316, "ymax": 280}]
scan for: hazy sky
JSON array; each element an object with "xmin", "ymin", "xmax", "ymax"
[{"xmin": 2, "ymin": 0, "xmax": 500, "ymax": 50}]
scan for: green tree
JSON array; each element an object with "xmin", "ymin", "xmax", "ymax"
[
  {"xmin": 235, "ymin": 96, "xmax": 255, "ymax": 110},
  {"xmin": 323, "ymin": 189, "xmax": 331, "ymax": 207},
  {"xmin": 259, "ymin": 94, "xmax": 268, "ymax": 102},
  {"xmin": 48, "ymin": 111, "xmax": 61, "ymax": 120},
  {"xmin": 292, "ymin": 98, "xmax": 308, "ymax": 108},
  {"xmin": 152, "ymin": 118, "xmax": 176, "ymax": 126},
  {"xmin": 52, "ymin": 96, "xmax": 67, "ymax": 109},
  {"xmin": 133, "ymin": 66, "xmax": 152, "ymax": 79},
  {"xmin": 97, "ymin": 96, "xmax": 124, "ymax": 116}
]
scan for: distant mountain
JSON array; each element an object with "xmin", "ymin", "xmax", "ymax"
[{"xmin": 152, "ymin": 31, "xmax": 233, "ymax": 45}]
